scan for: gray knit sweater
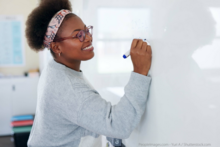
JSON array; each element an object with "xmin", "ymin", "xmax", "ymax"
[{"xmin": 27, "ymin": 59, "xmax": 152, "ymax": 147}]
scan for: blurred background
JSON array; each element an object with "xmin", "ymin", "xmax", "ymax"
[{"xmin": 0, "ymin": 0, "xmax": 220, "ymax": 147}]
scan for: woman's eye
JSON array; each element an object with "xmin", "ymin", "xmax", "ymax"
[{"xmin": 76, "ymin": 33, "xmax": 82, "ymax": 38}]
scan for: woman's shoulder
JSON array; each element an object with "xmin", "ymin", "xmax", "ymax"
[
  {"xmin": 40, "ymin": 61, "xmax": 65, "ymax": 81},
  {"xmin": 43, "ymin": 59, "xmax": 85, "ymax": 86},
  {"xmin": 38, "ymin": 60, "xmax": 69, "ymax": 89}
]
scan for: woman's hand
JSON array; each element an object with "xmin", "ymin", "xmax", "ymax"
[{"xmin": 130, "ymin": 39, "xmax": 152, "ymax": 76}]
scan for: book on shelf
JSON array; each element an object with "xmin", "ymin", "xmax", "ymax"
[
  {"xmin": 12, "ymin": 126, "xmax": 32, "ymax": 133},
  {"xmin": 11, "ymin": 120, "xmax": 33, "ymax": 127},
  {"xmin": 11, "ymin": 114, "xmax": 35, "ymax": 121}
]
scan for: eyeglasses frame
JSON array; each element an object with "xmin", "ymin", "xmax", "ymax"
[{"xmin": 53, "ymin": 25, "xmax": 93, "ymax": 42}]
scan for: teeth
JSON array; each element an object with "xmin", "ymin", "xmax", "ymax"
[{"xmin": 82, "ymin": 45, "xmax": 92, "ymax": 50}]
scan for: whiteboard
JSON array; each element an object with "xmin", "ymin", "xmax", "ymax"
[
  {"xmin": 120, "ymin": 0, "xmax": 220, "ymax": 147},
  {"xmin": 67, "ymin": 0, "xmax": 220, "ymax": 146}
]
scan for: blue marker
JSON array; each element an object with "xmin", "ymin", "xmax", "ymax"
[{"xmin": 123, "ymin": 39, "xmax": 150, "ymax": 59}]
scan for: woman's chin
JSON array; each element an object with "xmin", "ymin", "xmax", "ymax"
[{"xmin": 81, "ymin": 52, "xmax": 95, "ymax": 61}]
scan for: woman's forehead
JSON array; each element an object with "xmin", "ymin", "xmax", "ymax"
[
  {"xmin": 67, "ymin": 16, "xmax": 85, "ymax": 30},
  {"xmin": 72, "ymin": 25, "xmax": 86, "ymax": 32},
  {"xmin": 61, "ymin": 16, "xmax": 85, "ymax": 35}
]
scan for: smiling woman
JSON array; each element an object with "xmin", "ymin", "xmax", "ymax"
[
  {"xmin": 49, "ymin": 15, "xmax": 95, "ymax": 70},
  {"xmin": 25, "ymin": 0, "xmax": 95, "ymax": 72},
  {"xmin": 24, "ymin": 0, "xmax": 152, "ymax": 147}
]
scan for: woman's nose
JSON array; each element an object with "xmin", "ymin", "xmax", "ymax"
[{"xmin": 84, "ymin": 33, "xmax": 92, "ymax": 42}]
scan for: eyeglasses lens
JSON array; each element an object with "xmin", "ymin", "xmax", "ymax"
[{"xmin": 77, "ymin": 27, "xmax": 92, "ymax": 42}]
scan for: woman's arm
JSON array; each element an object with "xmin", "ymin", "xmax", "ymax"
[{"xmin": 74, "ymin": 71, "xmax": 152, "ymax": 139}]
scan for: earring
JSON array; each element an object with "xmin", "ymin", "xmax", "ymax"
[{"xmin": 59, "ymin": 53, "xmax": 61, "ymax": 57}]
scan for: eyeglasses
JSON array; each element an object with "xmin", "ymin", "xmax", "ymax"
[{"xmin": 53, "ymin": 25, "xmax": 93, "ymax": 42}]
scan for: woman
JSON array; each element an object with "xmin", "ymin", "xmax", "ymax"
[{"xmin": 25, "ymin": 0, "xmax": 152, "ymax": 146}]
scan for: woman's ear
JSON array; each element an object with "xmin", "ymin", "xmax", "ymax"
[{"xmin": 50, "ymin": 42, "xmax": 60, "ymax": 54}]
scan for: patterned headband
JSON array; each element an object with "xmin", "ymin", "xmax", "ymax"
[{"xmin": 43, "ymin": 9, "xmax": 72, "ymax": 50}]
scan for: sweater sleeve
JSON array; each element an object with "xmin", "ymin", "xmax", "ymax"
[{"xmin": 75, "ymin": 71, "xmax": 152, "ymax": 139}]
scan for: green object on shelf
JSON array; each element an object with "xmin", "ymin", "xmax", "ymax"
[
  {"xmin": 106, "ymin": 142, "xmax": 109, "ymax": 147},
  {"xmin": 13, "ymin": 126, "xmax": 32, "ymax": 133}
]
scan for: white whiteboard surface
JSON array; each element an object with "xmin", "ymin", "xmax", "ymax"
[
  {"xmin": 123, "ymin": 0, "xmax": 220, "ymax": 147},
  {"xmin": 83, "ymin": 0, "xmax": 220, "ymax": 146}
]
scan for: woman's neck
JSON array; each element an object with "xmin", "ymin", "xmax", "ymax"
[{"xmin": 54, "ymin": 58, "xmax": 81, "ymax": 72}]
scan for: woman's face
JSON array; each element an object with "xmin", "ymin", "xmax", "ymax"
[{"xmin": 52, "ymin": 15, "xmax": 94, "ymax": 62}]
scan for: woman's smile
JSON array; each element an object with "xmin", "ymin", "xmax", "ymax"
[{"xmin": 82, "ymin": 45, "xmax": 94, "ymax": 51}]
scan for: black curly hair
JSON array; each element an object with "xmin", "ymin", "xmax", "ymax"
[{"xmin": 25, "ymin": 0, "xmax": 76, "ymax": 58}]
